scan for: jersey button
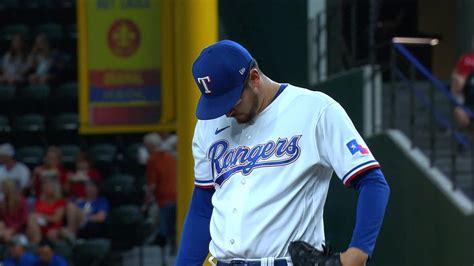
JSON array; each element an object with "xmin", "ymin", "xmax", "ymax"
[
  {"xmin": 232, "ymin": 208, "xmax": 237, "ymax": 213},
  {"xmin": 241, "ymin": 179, "xmax": 246, "ymax": 185},
  {"xmin": 230, "ymin": 239, "xmax": 235, "ymax": 245}
]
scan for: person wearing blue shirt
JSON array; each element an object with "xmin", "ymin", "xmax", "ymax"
[
  {"xmin": 35, "ymin": 240, "xmax": 68, "ymax": 266},
  {"xmin": 61, "ymin": 180, "xmax": 109, "ymax": 240},
  {"xmin": 3, "ymin": 234, "xmax": 38, "ymax": 266}
]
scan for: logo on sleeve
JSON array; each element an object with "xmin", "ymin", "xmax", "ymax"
[{"xmin": 346, "ymin": 139, "xmax": 369, "ymax": 155}]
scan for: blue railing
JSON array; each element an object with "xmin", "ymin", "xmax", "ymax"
[
  {"xmin": 393, "ymin": 67, "xmax": 470, "ymax": 147},
  {"xmin": 391, "ymin": 42, "xmax": 474, "ymax": 197},
  {"xmin": 393, "ymin": 43, "xmax": 474, "ymax": 118}
]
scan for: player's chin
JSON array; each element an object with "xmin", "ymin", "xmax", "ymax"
[{"xmin": 234, "ymin": 114, "xmax": 252, "ymax": 124}]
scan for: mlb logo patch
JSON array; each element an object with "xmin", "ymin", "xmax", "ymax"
[{"xmin": 346, "ymin": 139, "xmax": 369, "ymax": 155}]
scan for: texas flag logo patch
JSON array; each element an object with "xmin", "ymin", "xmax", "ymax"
[{"xmin": 346, "ymin": 139, "xmax": 369, "ymax": 155}]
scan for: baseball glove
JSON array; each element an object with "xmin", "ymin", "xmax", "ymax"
[{"xmin": 288, "ymin": 241, "xmax": 342, "ymax": 266}]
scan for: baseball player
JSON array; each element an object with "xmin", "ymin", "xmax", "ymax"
[{"xmin": 176, "ymin": 40, "xmax": 390, "ymax": 266}]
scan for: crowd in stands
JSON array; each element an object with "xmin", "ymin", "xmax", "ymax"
[
  {"xmin": 0, "ymin": 32, "xmax": 67, "ymax": 88},
  {"xmin": 0, "ymin": 4, "xmax": 177, "ymax": 265},
  {"xmin": 0, "ymin": 131, "xmax": 177, "ymax": 265}
]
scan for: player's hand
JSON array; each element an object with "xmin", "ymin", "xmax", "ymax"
[{"xmin": 340, "ymin": 247, "xmax": 368, "ymax": 266}]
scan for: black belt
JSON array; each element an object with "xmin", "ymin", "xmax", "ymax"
[{"xmin": 217, "ymin": 259, "xmax": 288, "ymax": 266}]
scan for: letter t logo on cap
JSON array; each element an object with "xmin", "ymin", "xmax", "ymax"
[{"xmin": 198, "ymin": 76, "xmax": 212, "ymax": 93}]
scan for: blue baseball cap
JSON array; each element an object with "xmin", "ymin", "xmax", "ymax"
[{"xmin": 192, "ymin": 40, "xmax": 254, "ymax": 120}]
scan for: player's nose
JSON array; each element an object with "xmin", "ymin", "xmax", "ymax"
[
  {"xmin": 226, "ymin": 108, "xmax": 236, "ymax": 117},
  {"xmin": 226, "ymin": 99, "xmax": 242, "ymax": 117}
]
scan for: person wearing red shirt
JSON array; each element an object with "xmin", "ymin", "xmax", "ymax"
[
  {"xmin": 32, "ymin": 147, "xmax": 67, "ymax": 197},
  {"xmin": 64, "ymin": 153, "xmax": 101, "ymax": 199},
  {"xmin": 143, "ymin": 133, "xmax": 177, "ymax": 245},
  {"xmin": 0, "ymin": 180, "xmax": 28, "ymax": 242},
  {"xmin": 452, "ymin": 47, "xmax": 474, "ymax": 129},
  {"xmin": 27, "ymin": 178, "xmax": 65, "ymax": 244}
]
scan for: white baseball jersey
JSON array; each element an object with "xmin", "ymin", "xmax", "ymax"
[{"xmin": 192, "ymin": 84, "xmax": 380, "ymax": 260}]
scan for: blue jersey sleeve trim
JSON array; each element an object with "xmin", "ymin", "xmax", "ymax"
[
  {"xmin": 194, "ymin": 179, "xmax": 214, "ymax": 184},
  {"xmin": 349, "ymin": 168, "xmax": 390, "ymax": 257},
  {"xmin": 342, "ymin": 160, "xmax": 380, "ymax": 184},
  {"xmin": 194, "ymin": 179, "xmax": 214, "ymax": 189}
]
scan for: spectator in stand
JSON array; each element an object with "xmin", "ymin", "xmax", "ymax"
[
  {"xmin": 32, "ymin": 147, "xmax": 67, "ymax": 197},
  {"xmin": 64, "ymin": 153, "xmax": 101, "ymax": 199},
  {"xmin": 0, "ymin": 33, "xmax": 29, "ymax": 85},
  {"xmin": 35, "ymin": 239, "xmax": 68, "ymax": 266},
  {"xmin": 61, "ymin": 180, "xmax": 108, "ymax": 241},
  {"xmin": 0, "ymin": 143, "xmax": 31, "ymax": 192},
  {"xmin": 3, "ymin": 234, "xmax": 38, "ymax": 266},
  {"xmin": 0, "ymin": 180, "xmax": 29, "ymax": 243},
  {"xmin": 26, "ymin": 33, "xmax": 54, "ymax": 85},
  {"xmin": 143, "ymin": 132, "xmax": 177, "ymax": 245},
  {"xmin": 451, "ymin": 42, "xmax": 474, "ymax": 129},
  {"xmin": 27, "ymin": 178, "xmax": 66, "ymax": 244},
  {"xmin": 160, "ymin": 133, "xmax": 177, "ymax": 157}
]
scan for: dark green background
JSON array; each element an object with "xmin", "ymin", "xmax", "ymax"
[{"xmin": 325, "ymin": 134, "xmax": 474, "ymax": 266}]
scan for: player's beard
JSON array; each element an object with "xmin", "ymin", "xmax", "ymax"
[{"xmin": 234, "ymin": 88, "xmax": 259, "ymax": 124}]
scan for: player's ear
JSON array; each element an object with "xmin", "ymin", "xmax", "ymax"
[{"xmin": 248, "ymin": 68, "xmax": 260, "ymax": 87}]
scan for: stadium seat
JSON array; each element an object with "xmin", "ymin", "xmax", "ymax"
[
  {"xmin": 14, "ymin": 114, "xmax": 46, "ymax": 132},
  {"xmin": 0, "ymin": 84, "xmax": 16, "ymax": 101},
  {"xmin": 52, "ymin": 240, "xmax": 73, "ymax": 263},
  {"xmin": 58, "ymin": 144, "xmax": 81, "ymax": 168},
  {"xmin": 0, "ymin": 85, "xmax": 16, "ymax": 115},
  {"xmin": 0, "ymin": 24, "xmax": 28, "ymax": 41},
  {"xmin": 72, "ymin": 238, "xmax": 110, "ymax": 266},
  {"xmin": 105, "ymin": 205, "xmax": 146, "ymax": 250},
  {"xmin": 132, "ymin": 175, "xmax": 146, "ymax": 205},
  {"xmin": 64, "ymin": 24, "xmax": 77, "ymax": 40},
  {"xmin": 50, "ymin": 113, "xmax": 78, "ymax": 131},
  {"xmin": 88, "ymin": 143, "xmax": 118, "ymax": 177},
  {"xmin": 0, "ymin": 115, "xmax": 11, "ymax": 132},
  {"xmin": 0, "ymin": 0, "xmax": 19, "ymax": 10},
  {"xmin": 35, "ymin": 22, "xmax": 63, "ymax": 41},
  {"xmin": 101, "ymin": 175, "xmax": 135, "ymax": 207},
  {"xmin": 107, "ymin": 173, "xmax": 135, "ymax": 180},
  {"xmin": 61, "ymin": 52, "xmax": 76, "ymax": 70},
  {"xmin": 123, "ymin": 143, "xmax": 141, "ymax": 162},
  {"xmin": 21, "ymin": 84, "xmax": 51, "ymax": 100},
  {"xmin": 120, "ymin": 143, "xmax": 145, "ymax": 176},
  {"xmin": 59, "ymin": 0, "xmax": 75, "ymax": 9},
  {"xmin": 16, "ymin": 146, "xmax": 45, "ymax": 166},
  {"xmin": 56, "ymin": 82, "xmax": 77, "ymax": 100},
  {"xmin": 0, "ymin": 242, "xmax": 6, "ymax": 260},
  {"xmin": 24, "ymin": 0, "xmax": 54, "ymax": 9},
  {"xmin": 88, "ymin": 143, "xmax": 117, "ymax": 163}
]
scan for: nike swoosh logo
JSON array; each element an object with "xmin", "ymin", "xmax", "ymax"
[{"xmin": 215, "ymin": 126, "xmax": 230, "ymax": 135}]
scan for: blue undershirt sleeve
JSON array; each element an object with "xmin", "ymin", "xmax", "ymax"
[
  {"xmin": 348, "ymin": 168, "xmax": 390, "ymax": 257},
  {"xmin": 175, "ymin": 187, "xmax": 215, "ymax": 266}
]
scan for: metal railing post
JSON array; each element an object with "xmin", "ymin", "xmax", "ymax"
[
  {"xmin": 350, "ymin": 1, "xmax": 357, "ymax": 66},
  {"xmin": 429, "ymin": 84, "xmax": 436, "ymax": 167},
  {"xmin": 389, "ymin": 46, "xmax": 396, "ymax": 128},
  {"xmin": 471, "ymin": 136, "xmax": 474, "ymax": 196},
  {"xmin": 368, "ymin": 0, "xmax": 377, "ymax": 66},
  {"xmin": 316, "ymin": 12, "xmax": 321, "ymax": 83},
  {"xmin": 451, "ymin": 129, "xmax": 458, "ymax": 189},
  {"xmin": 409, "ymin": 65, "xmax": 415, "ymax": 148}
]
